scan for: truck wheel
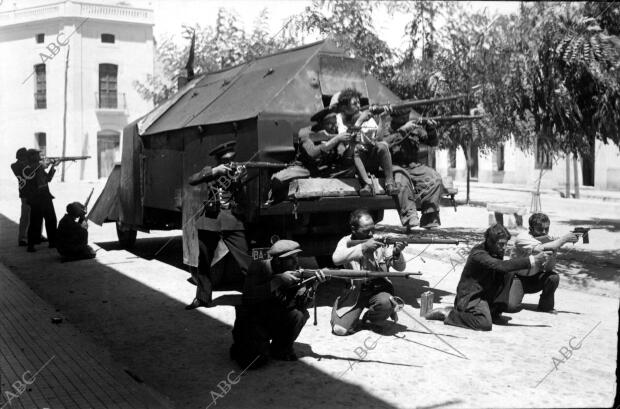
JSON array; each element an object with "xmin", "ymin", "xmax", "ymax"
[
  {"xmin": 315, "ymin": 255, "xmax": 336, "ymax": 268},
  {"xmin": 116, "ymin": 222, "xmax": 137, "ymax": 248}
]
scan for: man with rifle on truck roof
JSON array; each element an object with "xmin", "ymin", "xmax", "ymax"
[
  {"xmin": 268, "ymin": 111, "xmax": 356, "ymax": 203},
  {"xmin": 380, "ymin": 110, "xmax": 445, "ymax": 229},
  {"xmin": 330, "ymin": 209, "xmax": 407, "ymax": 335},
  {"xmin": 185, "ymin": 141, "xmax": 253, "ymax": 310},
  {"xmin": 335, "ymin": 88, "xmax": 399, "ymax": 197}
]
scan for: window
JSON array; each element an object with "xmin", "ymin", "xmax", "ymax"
[
  {"xmin": 36, "ymin": 33, "xmax": 45, "ymax": 43},
  {"xmin": 35, "ymin": 132, "xmax": 47, "ymax": 156},
  {"xmin": 98, "ymin": 64, "xmax": 118, "ymax": 108},
  {"xmin": 101, "ymin": 33, "xmax": 115, "ymax": 44},
  {"xmin": 535, "ymin": 139, "xmax": 553, "ymax": 169},
  {"xmin": 449, "ymin": 147, "xmax": 457, "ymax": 168},
  {"xmin": 34, "ymin": 64, "xmax": 46, "ymax": 109}
]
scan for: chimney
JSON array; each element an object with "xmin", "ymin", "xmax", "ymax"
[{"xmin": 177, "ymin": 69, "xmax": 188, "ymax": 89}]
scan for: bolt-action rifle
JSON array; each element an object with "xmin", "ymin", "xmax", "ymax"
[
  {"xmin": 78, "ymin": 188, "xmax": 95, "ymax": 224},
  {"xmin": 280, "ymin": 268, "xmax": 424, "ymax": 325},
  {"xmin": 43, "ymin": 156, "xmax": 91, "ymax": 166},
  {"xmin": 347, "ymin": 234, "xmax": 460, "ymax": 247}
]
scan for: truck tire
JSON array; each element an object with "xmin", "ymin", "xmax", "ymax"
[{"xmin": 116, "ymin": 222, "xmax": 137, "ymax": 248}]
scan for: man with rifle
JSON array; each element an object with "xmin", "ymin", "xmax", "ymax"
[
  {"xmin": 335, "ymin": 88, "xmax": 399, "ymax": 197},
  {"xmin": 508, "ymin": 213, "xmax": 579, "ymax": 313},
  {"xmin": 185, "ymin": 141, "xmax": 253, "ymax": 310},
  {"xmin": 330, "ymin": 209, "xmax": 407, "ymax": 335},
  {"xmin": 56, "ymin": 191, "xmax": 96, "ymax": 262},
  {"xmin": 230, "ymin": 240, "xmax": 326, "ymax": 368},
  {"xmin": 23, "ymin": 149, "xmax": 58, "ymax": 252},
  {"xmin": 425, "ymin": 224, "xmax": 551, "ymax": 331}
]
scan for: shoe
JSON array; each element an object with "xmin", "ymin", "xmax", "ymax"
[
  {"xmin": 187, "ymin": 277, "xmax": 197, "ymax": 286},
  {"xmin": 425, "ymin": 306, "xmax": 452, "ymax": 321},
  {"xmin": 40, "ymin": 237, "xmax": 48, "ymax": 243},
  {"xmin": 18, "ymin": 240, "xmax": 28, "ymax": 247},
  {"xmin": 420, "ymin": 212, "xmax": 441, "ymax": 229},
  {"xmin": 27, "ymin": 246, "xmax": 36, "ymax": 253},
  {"xmin": 184, "ymin": 298, "xmax": 211, "ymax": 310},
  {"xmin": 536, "ymin": 307, "xmax": 557, "ymax": 314},
  {"xmin": 491, "ymin": 312, "xmax": 511, "ymax": 324},
  {"xmin": 384, "ymin": 182, "xmax": 400, "ymax": 196},
  {"xmin": 359, "ymin": 184, "xmax": 374, "ymax": 197}
]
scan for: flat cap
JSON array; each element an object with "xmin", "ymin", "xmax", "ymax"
[
  {"xmin": 268, "ymin": 239, "xmax": 302, "ymax": 258},
  {"xmin": 66, "ymin": 202, "xmax": 86, "ymax": 217},
  {"xmin": 209, "ymin": 141, "xmax": 236, "ymax": 158}
]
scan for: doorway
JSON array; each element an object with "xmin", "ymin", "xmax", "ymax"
[{"xmin": 97, "ymin": 130, "xmax": 120, "ymax": 178}]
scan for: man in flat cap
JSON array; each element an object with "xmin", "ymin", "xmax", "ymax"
[
  {"xmin": 23, "ymin": 149, "xmax": 57, "ymax": 252},
  {"xmin": 56, "ymin": 202, "xmax": 96, "ymax": 262},
  {"xmin": 230, "ymin": 240, "xmax": 325, "ymax": 369},
  {"xmin": 185, "ymin": 141, "xmax": 252, "ymax": 309},
  {"xmin": 11, "ymin": 147, "xmax": 34, "ymax": 246},
  {"xmin": 425, "ymin": 224, "xmax": 550, "ymax": 331}
]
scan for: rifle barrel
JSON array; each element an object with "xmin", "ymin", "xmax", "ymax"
[
  {"xmin": 347, "ymin": 236, "xmax": 459, "ymax": 247},
  {"xmin": 296, "ymin": 269, "xmax": 422, "ymax": 278},
  {"xmin": 236, "ymin": 161, "xmax": 288, "ymax": 169}
]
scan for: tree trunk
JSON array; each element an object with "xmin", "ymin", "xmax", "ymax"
[
  {"xmin": 461, "ymin": 142, "xmax": 470, "ymax": 204},
  {"xmin": 565, "ymin": 153, "xmax": 571, "ymax": 199},
  {"xmin": 573, "ymin": 153, "xmax": 580, "ymax": 199}
]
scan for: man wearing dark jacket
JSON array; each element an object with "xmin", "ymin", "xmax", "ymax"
[
  {"xmin": 230, "ymin": 240, "xmax": 325, "ymax": 369},
  {"xmin": 23, "ymin": 149, "xmax": 57, "ymax": 252},
  {"xmin": 425, "ymin": 224, "xmax": 549, "ymax": 331},
  {"xmin": 11, "ymin": 148, "xmax": 32, "ymax": 246},
  {"xmin": 57, "ymin": 202, "xmax": 96, "ymax": 262}
]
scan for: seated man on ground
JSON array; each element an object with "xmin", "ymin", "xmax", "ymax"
[
  {"xmin": 335, "ymin": 88, "xmax": 398, "ymax": 197},
  {"xmin": 380, "ymin": 111, "xmax": 445, "ymax": 229},
  {"xmin": 56, "ymin": 202, "xmax": 96, "ymax": 262},
  {"xmin": 425, "ymin": 224, "xmax": 549, "ymax": 331},
  {"xmin": 330, "ymin": 209, "xmax": 406, "ymax": 336},
  {"xmin": 230, "ymin": 240, "xmax": 325, "ymax": 369},
  {"xmin": 509, "ymin": 213, "xmax": 579, "ymax": 313}
]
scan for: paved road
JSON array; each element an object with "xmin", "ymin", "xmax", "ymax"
[{"xmin": 0, "ymin": 179, "xmax": 617, "ymax": 408}]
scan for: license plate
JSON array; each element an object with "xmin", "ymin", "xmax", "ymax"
[{"xmin": 251, "ymin": 247, "xmax": 271, "ymax": 260}]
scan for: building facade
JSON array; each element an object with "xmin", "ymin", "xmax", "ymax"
[
  {"xmin": 0, "ymin": 0, "xmax": 153, "ymax": 181},
  {"xmin": 435, "ymin": 136, "xmax": 620, "ymax": 192}
]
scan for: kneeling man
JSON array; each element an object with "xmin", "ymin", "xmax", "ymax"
[
  {"xmin": 57, "ymin": 202, "xmax": 96, "ymax": 262},
  {"xmin": 426, "ymin": 224, "xmax": 549, "ymax": 331},
  {"xmin": 230, "ymin": 240, "xmax": 324, "ymax": 368}
]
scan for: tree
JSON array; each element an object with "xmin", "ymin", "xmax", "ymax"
[{"xmin": 134, "ymin": 8, "xmax": 299, "ymax": 105}]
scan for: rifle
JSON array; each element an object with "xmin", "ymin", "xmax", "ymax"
[
  {"xmin": 79, "ymin": 188, "xmax": 95, "ymax": 224},
  {"xmin": 226, "ymin": 161, "xmax": 290, "ymax": 183},
  {"xmin": 282, "ymin": 268, "xmax": 424, "ymax": 325},
  {"xmin": 386, "ymin": 115, "xmax": 484, "ymax": 148},
  {"xmin": 364, "ymin": 94, "xmax": 468, "ymax": 115},
  {"xmin": 43, "ymin": 156, "xmax": 91, "ymax": 166},
  {"xmin": 571, "ymin": 227, "xmax": 600, "ymax": 244},
  {"xmin": 347, "ymin": 234, "xmax": 460, "ymax": 247}
]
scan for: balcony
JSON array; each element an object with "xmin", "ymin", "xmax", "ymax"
[{"xmin": 95, "ymin": 92, "xmax": 126, "ymax": 111}]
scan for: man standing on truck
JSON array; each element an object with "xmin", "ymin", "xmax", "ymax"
[
  {"xmin": 331, "ymin": 209, "xmax": 406, "ymax": 335},
  {"xmin": 335, "ymin": 88, "xmax": 399, "ymax": 197},
  {"xmin": 185, "ymin": 141, "xmax": 252, "ymax": 309},
  {"xmin": 380, "ymin": 112, "xmax": 445, "ymax": 229}
]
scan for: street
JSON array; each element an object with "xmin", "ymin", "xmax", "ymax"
[{"xmin": 0, "ymin": 178, "xmax": 617, "ymax": 408}]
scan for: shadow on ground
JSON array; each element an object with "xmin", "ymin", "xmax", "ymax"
[{"xmin": 0, "ymin": 213, "xmax": 401, "ymax": 409}]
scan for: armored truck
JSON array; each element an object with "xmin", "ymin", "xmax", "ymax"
[{"xmin": 89, "ymin": 39, "xmax": 411, "ymax": 270}]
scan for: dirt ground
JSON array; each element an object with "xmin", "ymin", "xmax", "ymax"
[{"xmin": 0, "ymin": 178, "xmax": 618, "ymax": 408}]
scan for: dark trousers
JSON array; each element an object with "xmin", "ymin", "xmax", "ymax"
[
  {"xmin": 330, "ymin": 281, "xmax": 395, "ymax": 336},
  {"xmin": 59, "ymin": 245, "xmax": 96, "ymax": 262},
  {"xmin": 27, "ymin": 196, "xmax": 56, "ymax": 247},
  {"xmin": 354, "ymin": 141, "xmax": 394, "ymax": 186},
  {"xmin": 191, "ymin": 230, "xmax": 250, "ymax": 304},
  {"xmin": 394, "ymin": 165, "xmax": 443, "ymax": 227},
  {"xmin": 513, "ymin": 272, "xmax": 559, "ymax": 312},
  {"xmin": 445, "ymin": 272, "xmax": 516, "ymax": 331},
  {"xmin": 231, "ymin": 301, "xmax": 309, "ymax": 368}
]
